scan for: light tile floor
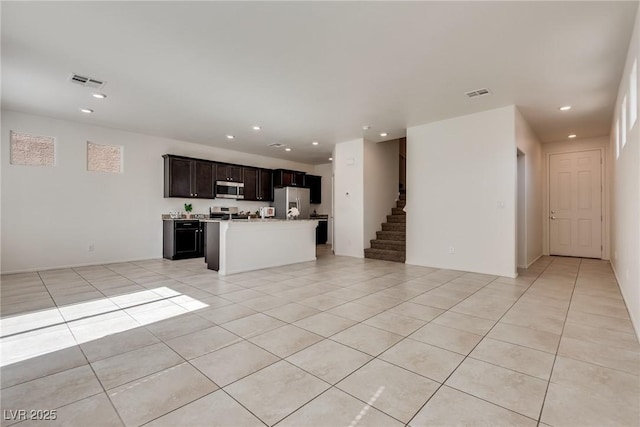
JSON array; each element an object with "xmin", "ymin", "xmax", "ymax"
[{"xmin": 1, "ymin": 248, "xmax": 639, "ymax": 426}]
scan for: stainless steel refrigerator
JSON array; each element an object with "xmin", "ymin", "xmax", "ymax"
[{"xmin": 273, "ymin": 187, "xmax": 311, "ymax": 219}]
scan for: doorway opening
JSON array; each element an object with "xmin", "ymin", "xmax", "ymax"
[
  {"xmin": 399, "ymin": 137, "xmax": 406, "ymax": 192},
  {"xmin": 517, "ymin": 149, "xmax": 526, "ymax": 269}
]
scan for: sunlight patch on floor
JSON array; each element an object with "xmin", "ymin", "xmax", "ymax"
[{"xmin": 0, "ymin": 287, "xmax": 208, "ymax": 367}]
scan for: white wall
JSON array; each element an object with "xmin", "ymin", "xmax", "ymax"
[
  {"xmin": 542, "ymin": 136, "xmax": 610, "ymax": 259},
  {"xmin": 313, "ymin": 162, "xmax": 333, "ymax": 244},
  {"xmin": 363, "ymin": 139, "xmax": 399, "ymax": 249},
  {"xmin": 333, "ymin": 138, "xmax": 364, "ymax": 258},
  {"xmin": 406, "ymin": 106, "xmax": 517, "ymax": 277},
  {"xmin": 515, "ymin": 108, "xmax": 543, "ymax": 267},
  {"xmin": 609, "ymin": 6, "xmax": 639, "ymax": 338},
  {"xmin": 1, "ymin": 110, "xmax": 314, "ymax": 273}
]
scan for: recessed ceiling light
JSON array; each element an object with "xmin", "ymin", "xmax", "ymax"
[
  {"xmin": 380, "ymin": 132, "xmax": 388, "ymax": 137},
  {"xmin": 559, "ymin": 106, "xmax": 572, "ymax": 111},
  {"xmin": 80, "ymin": 108, "xmax": 93, "ymax": 114},
  {"xmin": 285, "ymin": 148, "xmax": 292, "ymax": 152},
  {"xmin": 226, "ymin": 135, "xmax": 235, "ymax": 139},
  {"xmin": 362, "ymin": 125, "xmax": 371, "ymax": 130},
  {"xmin": 252, "ymin": 126, "xmax": 261, "ymax": 130},
  {"xmin": 92, "ymin": 93, "xmax": 107, "ymax": 99},
  {"xmin": 568, "ymin": 134, "xmax": 577, "ymax": 138},
  {"xmin": 312, "ymin": 141, "xmax": 319, "ymax": 146},
  {"xmin": 328, "ymin": 157, "xmax": 333, "ymax": 161}
]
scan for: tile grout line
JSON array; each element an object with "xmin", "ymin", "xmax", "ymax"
[
  {"xmin": 5, "ymin": 256, "xmax": 632, "ymax": 427},
  {"xmin": 96, "ymin": 256, "xmax": 528, "ymax": 422},
  {"xmin": 175, "ymin": 265, "xmax": 467, "ymax": 426},
  {"xmin": 269, "ymin": 269, "xmax": 516, "ymax": 425},
  {"xmin": 535, "ymin": 258, "xmax": 582, "ymax": 427},
  {"xmin": 64, "ymin": 308, "xmax": 129, "ymax": 427},
  {"xmin": 183, "ymin": 265, "xmax": 536, "ymax": 426},
  {"xmin": 403, "ymin": 257, "xmax": 557, "ymax": 426}
]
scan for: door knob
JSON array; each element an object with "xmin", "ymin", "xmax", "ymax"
[
  {"xmin": 550, "ymin": 216, "xmax": 556, "ymax": 220},
  {"xmin": 551, "ymin": 210, "xmax": 557, "ymax": 214}
]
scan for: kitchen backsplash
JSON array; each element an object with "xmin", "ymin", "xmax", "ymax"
[
  {"xmin": 163, "ymin": 199, "xmax": 329, "ymax": 218},
  {"xmin": 164, "ymin": 199, "xmax": 272, "ymax": 215}
]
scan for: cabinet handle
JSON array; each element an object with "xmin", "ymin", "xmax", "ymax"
[
  {"xmin": 190, "ymin": 193, "xmax": 193, "ymax": 196},
  {"xmin": 195, "ymin": 193, "xmax": 198, "ymax": 196}
]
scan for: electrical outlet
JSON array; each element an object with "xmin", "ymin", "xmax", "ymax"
[
  {"xmin": 89, "ymin": 244, "xmax": 94, "ymax": 252},
  {"xmin": 449, "ymin": 246, "xmax": 455, "ymax": 254}
]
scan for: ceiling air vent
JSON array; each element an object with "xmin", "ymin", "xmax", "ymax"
[
  {"xmin": 465, "ymin": 88, "xmax": 492, "ymax": 98},
  {"xmin": 268, "ymin": 143, "xmax": 285, "ymax": 148},
  {"xmin": 69, "ymin": 73, "xmax": 105, "ymax": 89}
]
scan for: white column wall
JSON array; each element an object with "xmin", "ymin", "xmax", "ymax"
[
  {"xmin": 406, "ymin": 106, "xmax": 517, "ymax": 277},
  {"xmin": 332, "ymin": 138, "xmax": 364, "ymax": 258}
]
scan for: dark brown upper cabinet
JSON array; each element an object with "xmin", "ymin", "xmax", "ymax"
[
  {"xmin": 258, "ymin": 169, "xmax": 273, "ymax": 201},
  {"xmin": 193, "ymin": 161, "xmax": 215, "ymax": 198},
  {"xmin": 163, "ymin": 155, "xmax": 214, "ymax": 199},
  {"xmin": 242, "ymin": 167, "xmax": 273, "ymax": 201},
  {"xmin": 304, "ymin": 174, "xmax": 322, "ymax": 204},
  {"xmin": 242, "ymin": 167, "xmax": 258, "ymax": 201},
  {"xmin": 273, "ymin": 169, "xmax": 305, "ymax": 187},
  {"xmin": 216, "ymin": 164, "xmax": 243, "ymax": 182}
]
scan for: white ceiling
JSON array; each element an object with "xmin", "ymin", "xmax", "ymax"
[{"xmin": 2, "ymin": 1, "xmax": 637, "ymax": 164}]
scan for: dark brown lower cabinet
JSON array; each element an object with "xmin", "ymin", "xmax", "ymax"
[
  {"xmin": 163, "ymin": 220, "xmax": 204, "ymax": 260},
  {"xmin": 204, "ymin": 222, "xmax": 220, "ymax": 271},
  {"xmin": 316, "ymin": 220, "xmax": 328, "ymax": 244}
]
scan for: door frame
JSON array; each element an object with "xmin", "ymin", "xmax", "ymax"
[
  {"xmin": 516, "ymin": 149, "xmax": 527, "ymax": 268},
  {"xmin": 544, "ymin": 147, "xmax": 606, "ymax": 259}
]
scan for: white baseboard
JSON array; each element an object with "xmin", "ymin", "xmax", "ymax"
[
  {"xmin": 526, "ymin": 253, "xmax": 543, "ymax": 268},
  {"xmin": 610, "ymin": 262, "xmax": 640, "ymax": 343},
  {"xmin": 1, "ymin": 257, "xmax": 159, "ymax": 275}
]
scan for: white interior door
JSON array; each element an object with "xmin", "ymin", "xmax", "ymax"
[{"xmin": 549, "ymin": 150, "xmax": 602, "ymax": 258}]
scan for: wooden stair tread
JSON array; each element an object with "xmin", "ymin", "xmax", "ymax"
[
  {"xmin": 365, "ymin": 191, "xmax": 407, "ymax": 262},
  {"xmin": 364, "ymin": 248, "xmax": 406, "ymax": 262}
]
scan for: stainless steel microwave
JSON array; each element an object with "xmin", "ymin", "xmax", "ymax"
[{"xmin": 216, "ymin": 181, "xmax": 244, "ymax": 199}]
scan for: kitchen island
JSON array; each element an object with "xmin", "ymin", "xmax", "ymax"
[{"xmin": 202, "ymin": 219, "xmax": 319, "ymax": 275}]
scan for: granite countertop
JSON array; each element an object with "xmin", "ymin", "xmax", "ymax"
[
  {"xmin": 201, "ymin": 218, "xmax": 319, "ymax": 223},
  {"xmin": 163, "ymin": 214, "xmax": 324, "ymax": 221},
  {"xmin": 162, "ymin": 214, "xmax": 208, "ymax": 220}
]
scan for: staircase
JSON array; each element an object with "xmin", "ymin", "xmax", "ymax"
[{"xmin": 364, "ymin": 191, "xmax": 406, "ymax": 262}]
